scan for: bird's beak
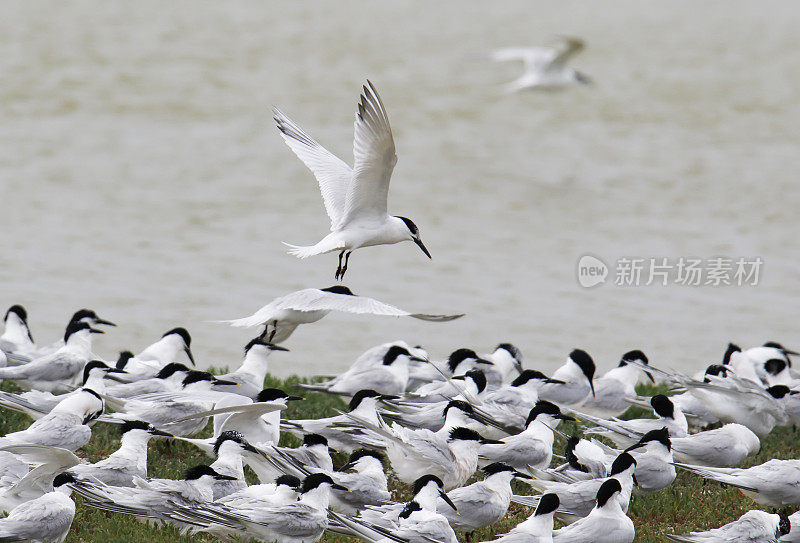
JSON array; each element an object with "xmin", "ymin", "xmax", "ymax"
[
  {"xmin": 150, "ymin": 429, "xmax": 174, "ymax": 438},
  {"xmin": 410, "ymin": 356, "xmax": 428, "ymax": 363},
  {"xmin": 106, "ymin": 368, "xmax": 128, "ymax": 374},
  {"xmin": 185, "ymin": 347, "xmax": 196, "ymax": 366},
  {"xmin": 439, "ymin": 491, "xmax": 458, "ymax": 513},
  {"xmin": 213, "ymin": 378, "xmax": 240, "ymax": 387},
  {"xmin": 332, "ymin": 483, "xmax": 350, "ymax": 492},
  {"xmin": 784, "ymin": 348, "xmax": 800, "ymax": 356},
  {"xmin": 286, "ymin": 395, "xmax": 304, "ymax": 402},
  {"xmin": 269, "ymin": 344, "xmax": 290, "ymax": 352},
  {"xmin": 414, "ymin": 238, "xmax": 432, "ymax": 259},
  {"xmin": 216, "ymin": 474, "xmax": 239, "ymax": 481},
  {"xmin": 590, "ymin": 381, "xmax": 596, "ymax": 398},
  {"xmin": 95, "ymin": 318, "xmax": 117, "ymax": 327},
  {"xmin": 544, "ymin": 378, "xmax": 567, "ymax": 384},
  {"xmin": 480, "ymin": 437, "xmax": 505, "ymax": 445},
  {"xmin": 556, "ymin": 414, "xmax": 578, "ymax": 422},
  {"xmin": 475, "ymin": 359, "xmax": 494, "ymax": 366},
  {"xmin": 89, "ymin": 327, "xmax": 105, "ymax": 334},
  {"xmin": 339, "ymin": 461, "xmax": 355, "ymax": 472},
  {"xmin": 513, "ymin": 471, "xmax": 532, "ymax": 479},
  {"xmin": 632, "ymin": 474, "xmax": 639, "ymax": 488},
  {"xmin": 379, "ymin": 394, "xmax": 400, "ymax": 401},
  {"xmin": 645, "ymin": 371, "xmax": 655, "ymax": 383}
]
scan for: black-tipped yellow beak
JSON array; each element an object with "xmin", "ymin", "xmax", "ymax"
[
  {"xmin": 213, "ymin": 378, "xmax": 240, "ymax": 386},
  {"xmin": 557, "ymin": 414, "xmax": 578, "ymax": 422},
  {"xmin": 216, "ymin": 474, "xmax": 239, "ymax": 481},
  {"xmin": 513, "ymin": 471, "xmax": 532, "ymax": 479},
  {"xmin": 286, "ymin": 395, "xmax": 304, "ymax": 402},
  {"xmin": 414, "ymin": 238, "xmax": 432, "ymax": 259},
  {"xmin": 185, "ymin": 347, "xmax": 196, "ymax": 366},
  {"xmin": 480, "ymin": 437, "xmax": 505, "ymax": 445},
  {"xmin": 590, "ymin": 382, "xmax": 596, "ymax": 398},
  {"xmin": 95, "ymin": 318, "xmax": 117, "ymax": 327},
  {"xmin": 89, "ymin": 327, "xmax": 105, "ymax": 334},
  {"xmin": 439, "ymin": 491, "xmax": 458, "ymax": 513},
  {"xmin": 106, "ymin": 368, "xmax": 128, "ymax": 374},
  {"xmin": 150, "ymin": 429, "xmax": 174, "ymax": 438},
  {"xmin": 333, "ymin": 483, "xmax": 350, "ymax": 492}
]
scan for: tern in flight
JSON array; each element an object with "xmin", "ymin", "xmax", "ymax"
[{"xmin": 274, "ymin": 80, "xmax": 432, "ymax": 280}]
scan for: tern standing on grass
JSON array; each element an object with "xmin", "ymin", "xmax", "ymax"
[{"xmin": 274, "ymin": 80, "xmax": 432, "ymax": 280}]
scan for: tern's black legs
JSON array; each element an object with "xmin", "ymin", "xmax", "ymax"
[
  {"xmin": 335, "ymin": 250, "xmax": 352, "ymax": 281},
  {"xmin": 260, "ymin": 321, "xmax": 279, "ymax": 342}
]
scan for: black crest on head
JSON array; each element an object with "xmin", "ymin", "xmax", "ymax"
[
  {"xmin": 596, "ymin": 478, "xmax": 623, "ymax": 507},
  {"xmin": 70, "ymin": 309, "xmax": 98, "ymax": 323},
  {"xmin": 496, "ymin": 343, "xmax": 523, "ymax": 363},
  {"xmin": 631, "ymin": 427, "xmax": 671, "ymax": 451},
  {"xmin": 482, "ymin": 462, "xmax": 514, "ymax": 476},
  {"xmin": 535, "ymin": 493, "xmax": 560, "ymax": 516},
  {"xmin": 184, "ymin": 465, "xmax": 218, "ymax": 480},
  {"xmin": 276, "ymin": 474, "xmax": 302, "ymax": 489},
  {"xmin": 182, "ymin": 370, "xmax": 214, "ymax": 386},
  {"xmin": 722, "ymin": 343, "xmax": 742, "ymax": 365},
  {"xmin": 120, "ymin": 420, "xmax": 152, "ymax": 434},
  {"xmin": 82, "ymin": 360, "xmax": 109, "ymax": 383},
  {"xmin": 81, "ymin": 388, "xmax": 103, "ymax": 402},
  {"xmin": 321, "ymin": 285, "xmax": 355, "ymax": 296},
  {"xmin": 383, "ymin": 345, "xmax": 411, "ymax": 365},
  {"xmin": 412, "ymin": 474, "xmax": 444, "ymax": 495},
  {"xmin": 116, "ymin": 351, "xmax": 134, "ymax": 370},
  {"xmin": 443, "ymin": 400, "xmax": 473, "ymax": 418},
  {"xmin": 53, "ymin": 472, "xmax": 78, "ymax": 488},
  {"xmin": 399, "ymin": 501, "xmax": 422, "ymax": 519},
  {"xmin": 64, "ymin": 321, "xmax": 92, "ymax": 343},
  {"xmin": 348, "ymin": 449, "xmax": 384, "ymax": 464},
  {"xmin": 5, "ymin": 305, "xmax": 27, "ymax": 322},
  {"xmin": 214, "ymin": 431, "xmax": 249, "ymax": 456},
  {"xmin": 256, "ymin": 388, "xmax": 290, "ymax": 402},
  {"xmin": 651, "ymin": 395, "xmax": 675, "ymax": 419},
  {"xmin": 447, "ymin": 349, "xmax": 478, "ymax": 372},
  {"xmin": 766, "ymin": 385, "xmax": 792, "ymax": 399},
  {"xmin": 163, "ymin": 327, "xmax": 191, "ymax": 346},
  {"xmin": 569, "ymin": 349, "xmax": 595, "ymax": 380},
  {"xmin": 448, "ymin": 427, "xmax": 481, "ymax": 442},
  {"xmin": 301, "ymin": 473, "xmax": 336, "ymax": 493},
  {"xmin": 609, "ymin": 452, "xmax": 636, "ymax": 476},
  {"xmin": 526, "ymin": 400, "xmax": 562, "ymax": 426},
  {"xmin": 703, "ymin": 364, "xmax": 728, "ymax": 383},
  {"xmin": 349, "ymin": 389, "xmax": 382, "ymax": 411},
  {"xmin": 394, "ymin": 216, "xmax": 419, "ymax": 236},
  {"xmin": 619, "ymin": 350, "xmax": 648, "ymax": 367},
  {"xmin": 511, "ymin": 369, "xmax": 549, "ymax": 387},
  {"xmin": 303, "ymin": 434, "xmax": 328, "ymax": 447},
  {"xmin": 765, "ymin": 358, "xmax": 787, "ymax": 376},
  {"xmin": 156, "ymin": 362, "xmax": 190, "ymax": 379}
]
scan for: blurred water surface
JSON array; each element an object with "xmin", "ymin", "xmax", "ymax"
[{"xmin": 2, "ymin": 1, "xmax": 799, "ymax": 377}]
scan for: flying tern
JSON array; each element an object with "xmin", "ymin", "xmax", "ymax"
[
  {"xmin": 221, "ymin": 286, "xmax": 462, "ymax": 344},
  {"xmin": 274, "ymin": 80, "xmax": 432, "ymax": 280},
  {"xmin": 491, "ymin": 37, "xmax": 591, "ymax": 93}
]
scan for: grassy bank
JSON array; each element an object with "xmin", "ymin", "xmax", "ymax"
[{"xmin": 0, "ymin": 379, "xmax": 797, "ymax": 542}]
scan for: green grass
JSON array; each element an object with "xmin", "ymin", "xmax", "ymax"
[{"xmin": 1, "ymin": 380, "xmax": 797, "ymax": 542}]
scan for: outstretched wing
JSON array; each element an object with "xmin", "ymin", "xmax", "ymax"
[
  {"xmin": 490, "ymin": 46, "xmax": 555, "ymax": 72},
  {"xmin": 274, "ymin": 108, "xmax": 353, "ymax": 227},
  {"xmin": 338, "ymin": 81, "xmax": 397, "ymax": 228},
  {"xmin": 280, "ymin": 289, "xmax": 463, "ymax": 321}
]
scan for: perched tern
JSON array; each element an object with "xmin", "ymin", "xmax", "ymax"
[
  {"xmin": 0, "ymin": 321, "xmax": 104, "ymax": 393},
  {"xmin": 439, "ymin": 462, "xmax": 527, "ymax": 533},
  {"xmin": 0, "ymin": 472, "xmax": 76, "ymax": 543},
  {"xmin": 212, "ymin": 338, "xmax": 289, "ymax": 398},
  {"xmin": 123, "ymin": 327, "xmax": 195, "ymax": 378},
  {"xmin": 537, "ymin": 349, "xmax": 596, "ymax": 408},
  {"xmin": 221, "ymin": 286, "xmax": 462, "ymax": 344},
  {"xmin": 491, "ymin": 37, "xmax": 591, "ymax": 93},
  {"xmin": 0, "ymin": 305, "xmax": 36, "ymax": 360},
  {"xmin": 579, "ymin": 394, "xmax": 688, "ymax": 447},
  {"xmin": 551, "ymin": 478, "xmax": 635, "ymax": 543},
  {"xmin": 484, "ymin": 493, "xmax": 560, "ymax": 543},
  {"xmin": 32, "ymin": 308, "xmax": 116, "ymax": 359},
  {"xmin": 329, "ymin": 449, "xmax": 392, "ymax": 515},
  {"xmin": 670, "ymin": 423, "xmax": 760, "ymax": 467},
  {"xmin": 580, "ymin": 350, "xmax": 654, "ymax": 418},
  {"xmin": 274, "ymin": 80, "xmax": 432, "ymax": 280},
  {"xmin": 666, "ymin": 509, "xmax": 790, "ymax": 542}
]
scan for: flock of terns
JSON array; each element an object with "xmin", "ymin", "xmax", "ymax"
[
  {"xmin": 1, "ymin": 304, "xmax": 800, "ymax": 543},
  {"xmin": 0, "ymin": 37, "xmax": 794, "ymax": 543}
]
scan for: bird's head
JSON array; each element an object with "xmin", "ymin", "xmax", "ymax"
[{"xmin": 394, "ymin": 216, "xmax": 431, "ymax": 259}]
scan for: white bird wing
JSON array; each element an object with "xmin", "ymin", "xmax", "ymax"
[
  {"xmin": 338, "ymin": 81, "xmax": 397, "ymax": 229},
  {"xmin": 278, "ymin": 289, "xmax": 463, "ymax": 321},
  {"xmin": 490, "ymin": 47, "xmax": 555, "ymax": 72},
  {"xmin": 170, "ymin": 401, "xmax": 286, "ymax": 423},
  {"xmin": 273, "ymin": 107, "xmax": 353, "ymax": 227}
]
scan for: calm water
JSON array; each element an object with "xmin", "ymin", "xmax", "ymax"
[{"xmin": 2, "ymin": 1, "xmax": 799, "ymax": 377}]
